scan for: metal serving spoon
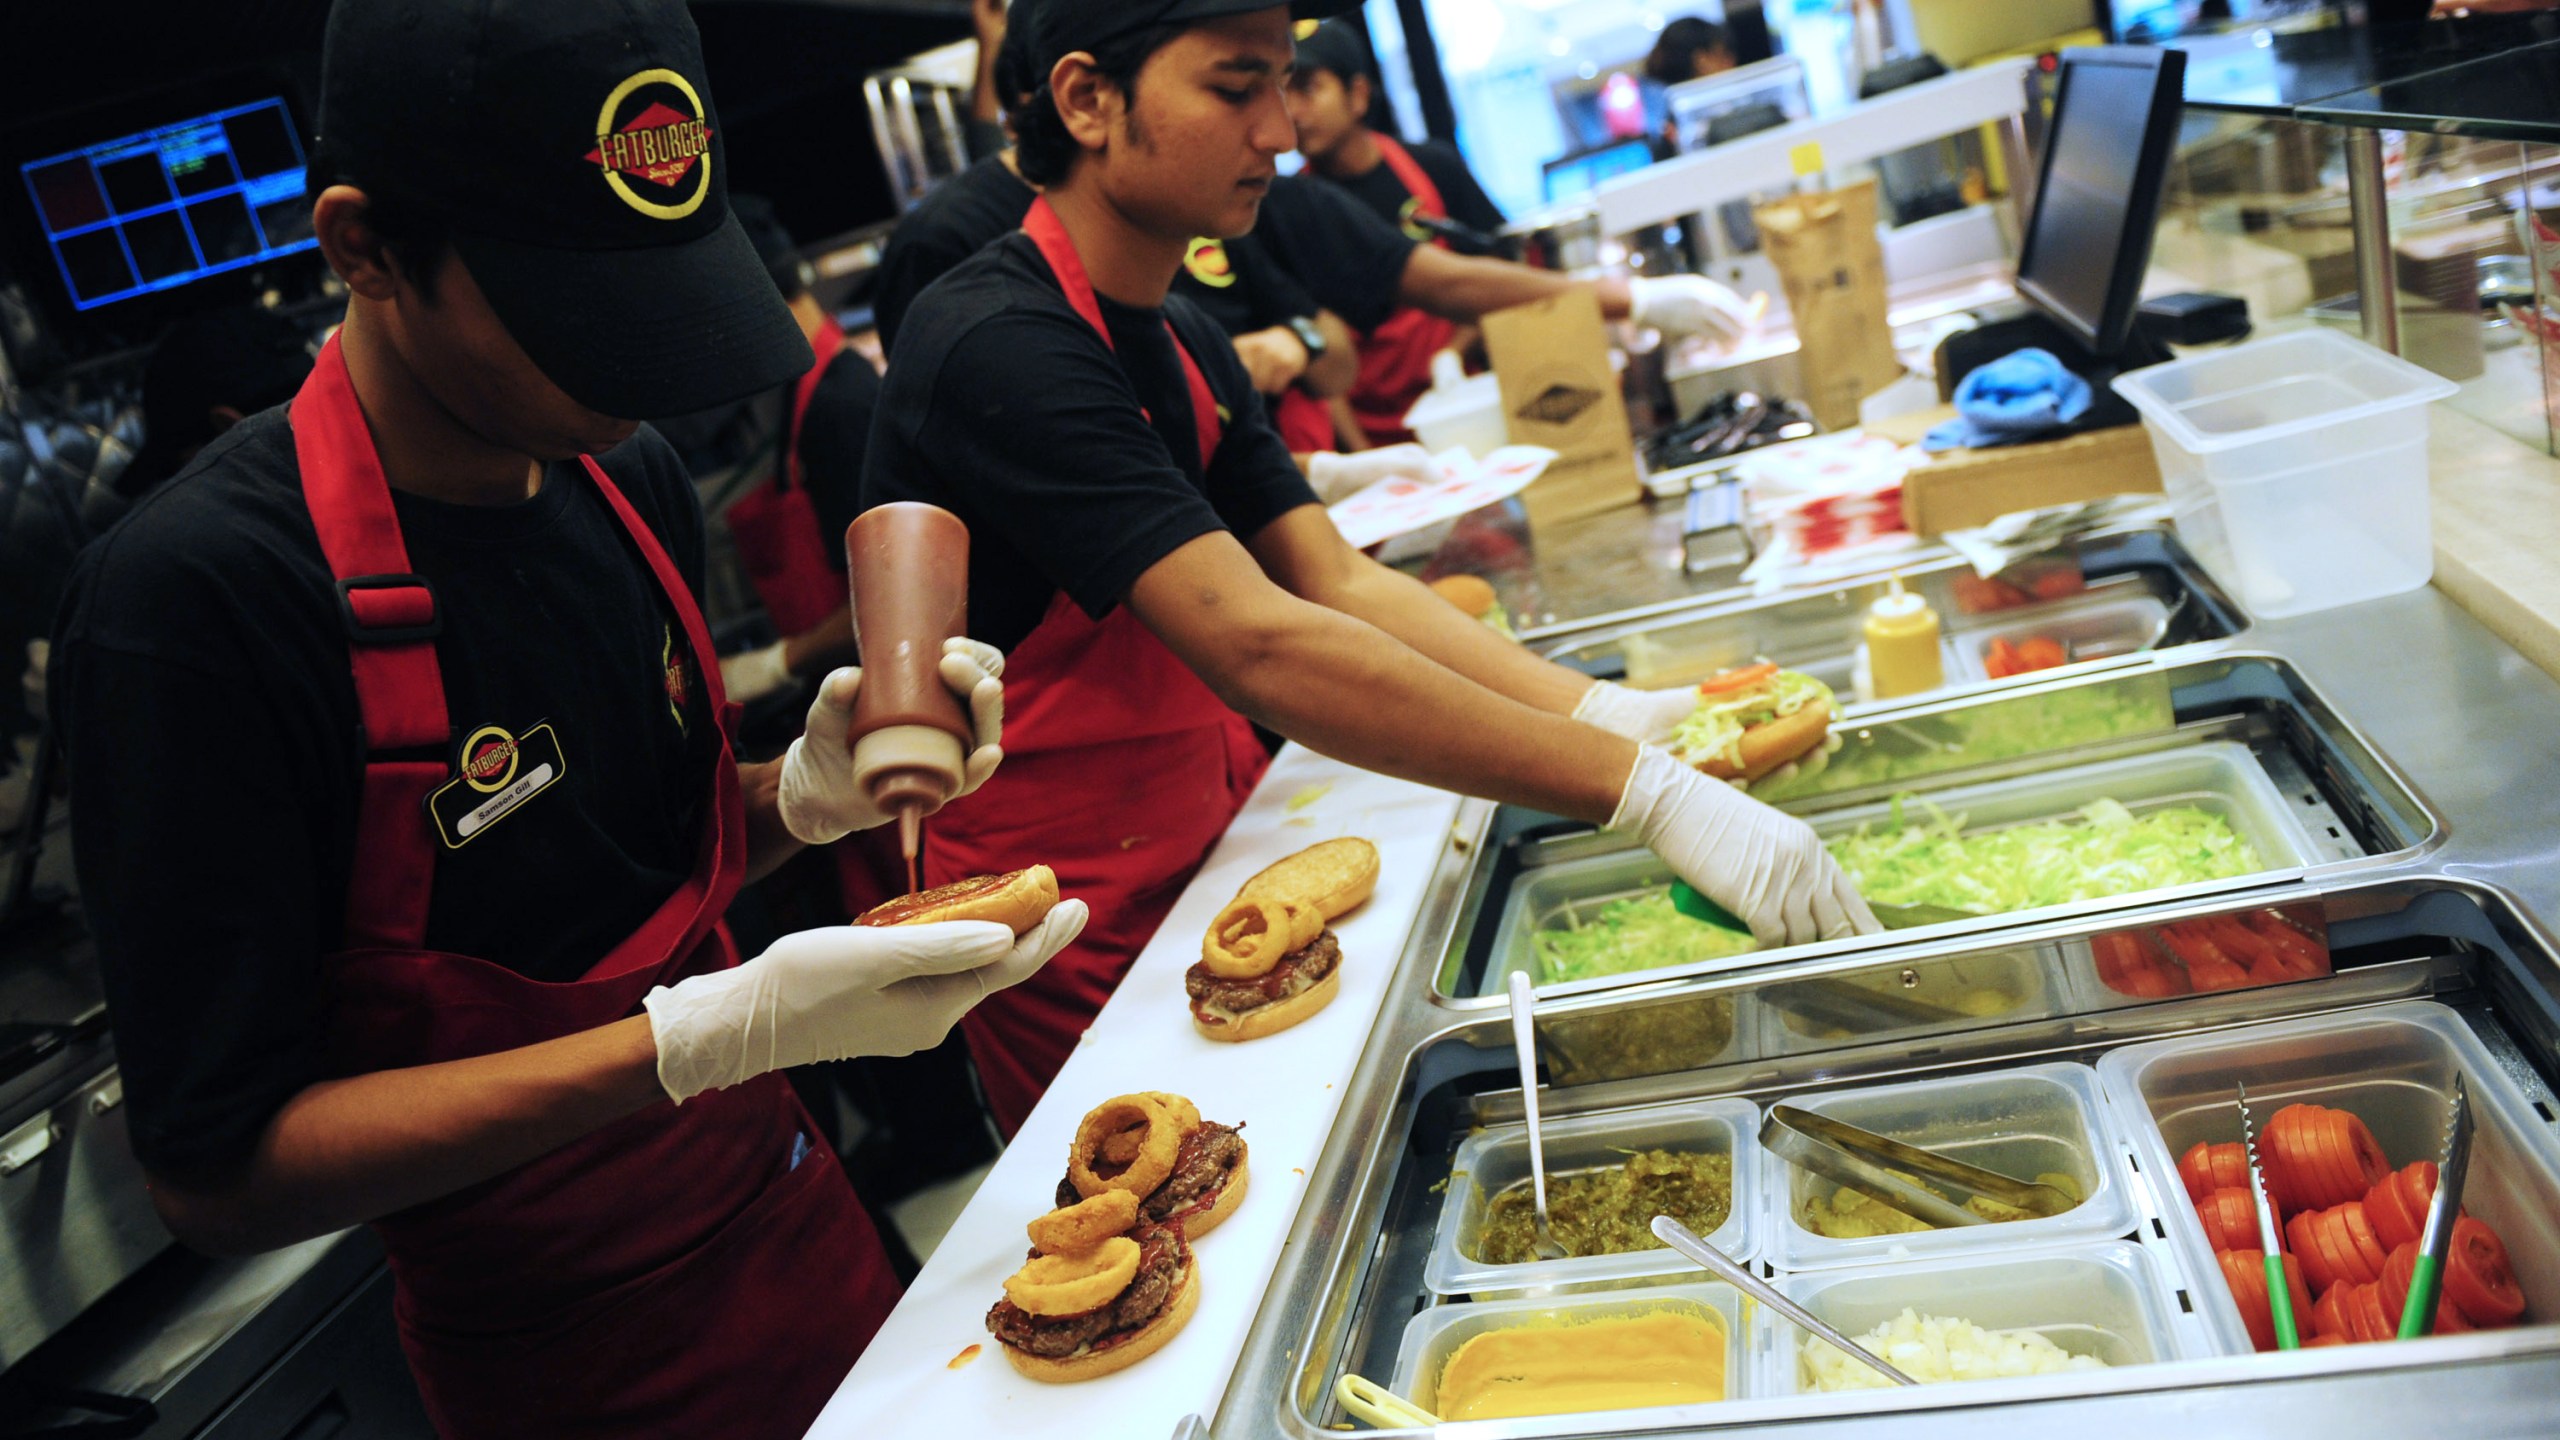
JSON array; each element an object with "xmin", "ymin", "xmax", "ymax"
[{"xmin": 1506, "ymin": 970, "xmax": 1568, "ymax": 1262}]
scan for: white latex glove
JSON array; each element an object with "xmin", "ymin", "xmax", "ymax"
[
  {"xmin": 778, "ymin": 637, "xmax": 1006, "ymax": 846},
  {"xmin": 1628, "ymin": 274, "xmax": 1755, "ymax": 345},
  {"xmin": 1305, "ymin": 443, "xmax": 1437, "ymax": 505},
  {"xmin": 1571, "ymin": 679, "xmax": 1703, "ymax": 748},
  {"xmin": 719, "ymin": 640, "xmax": 793, "ymax": 705},
  {"xmin": 643, "ymin": 901, "xmax": 1089, "ymax": 1103},
  {"xmin": 1611, "ymin": 745, "xmax": 1878, "ymax": 947}
]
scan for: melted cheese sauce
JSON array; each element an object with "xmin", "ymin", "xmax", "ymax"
[{"xmin": 1433, "ymin": 1310, "xmax": 1727, "ymax": 1421}]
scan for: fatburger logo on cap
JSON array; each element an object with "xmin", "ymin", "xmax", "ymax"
[{"xmin": 585, "ymin": 68, "xmax": 715, "ymax": 220}]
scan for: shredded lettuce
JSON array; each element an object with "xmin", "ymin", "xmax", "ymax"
[
  {"xmin": 1667, "ymin": 672, "xmax": 1834, "ymax": 771},
  {"xmin": 1825, "ymin": 797, "xmax": 2261, "ymax": 915},
  {"xmin": 1533, "ymin": 894, "xmax": 1760, "ymax": 983}
]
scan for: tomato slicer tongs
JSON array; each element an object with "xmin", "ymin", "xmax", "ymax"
[
  {"xmin": 1761, "ymin": 1105, "xmax": 2076, "ymax": 1230},
  {"xmin": 2400, "ymin": 1074, "xmax": 2474, "ymax": 1338}
]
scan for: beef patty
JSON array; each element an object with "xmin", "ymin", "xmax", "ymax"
[
  {"xmin": 986, "ymin": 1221, "xmax": 1188, "ymax": 1359},
  {"xmin": 1185, "ymin": 930, "xmax": 1342, "ymax": 1016}
]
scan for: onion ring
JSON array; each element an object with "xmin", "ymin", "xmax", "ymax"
[
  {"xmin": 1140, "ymin": 1091, "xmax": 1203, "ymax": 1132},
  {"xmin": 1100, "ymin": 1126, "xmax": 1147, "ymax": 1165},
  {"xmin": 1070, "ymin": 1097, "xmax": 1181, "ymax": 1199},
  {"xmin": 1027, "ymin": 1189, "xmax": 1139, "ymax": 1253},
  {"xmin": 1003, "ymin": 1236, "xmax": 1140, "ymax": 1316},
  {"xmin": 1203, "ymin": 899, "xmax": 1294, "ymax": 978}
]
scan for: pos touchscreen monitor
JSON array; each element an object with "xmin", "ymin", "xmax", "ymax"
[
  {"xmin": 18, "ymin": 96, "xmax": 319, "ymax": 314},
  {"xmin": 2012, "ymin": 46, "xmax": 2186, "ymax": 360}
]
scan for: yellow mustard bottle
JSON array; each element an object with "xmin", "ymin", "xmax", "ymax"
[{"xmin": 1864, "ymin": 575, "xmax": 1944, "ymax": 699}]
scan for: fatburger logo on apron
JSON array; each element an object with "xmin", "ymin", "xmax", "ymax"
[
  {"xmin": 1397, "ymin": 196, "xmax": 1433, "ymax": 244},
  {"xmin": 1183, "ymin": 238, "xmax": 1238, "ymax": 289},
  {"xmin": 584, "ymin": 68, "xmax": 716, "ymax": 220}
]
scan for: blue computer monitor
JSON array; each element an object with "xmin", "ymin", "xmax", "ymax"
[
  {"xmin": 1542, "ymin": 137, "xmax": 1658, "ymax": 206},
  {"xmin": 19, "ymin": 97, "xmax": 317, "ymax": 313}
]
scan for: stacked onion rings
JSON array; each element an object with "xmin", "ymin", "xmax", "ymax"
[
  {"xmin": 1003, "ymin": 1237, "xmax": 1141, "ymax": 1316},
  {"xmin": 1201, "ymin": 897, "xmax": 1323, "ymax": 979},
  {"xmin": 1027, "ymin": 1190, "xmax": 1139, "ymax": 1253},
  {"xmin": 1070, "ymin": 1095, "xmax": 1184, "ymax": 1199}
]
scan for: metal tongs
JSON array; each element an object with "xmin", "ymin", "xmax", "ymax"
[
  {"xmin": 1651, "ymin": 1216, "xmax": 1916, "ymax": 1387},
  {"xmin": 1762, "ymin": 1105, "xmax": 2076, "ymax": 1230},
  {"xmin": 2237, "ymin": 1083, "xmax": 2299, "ymax": 1349},
  {"xmin": 2400, "ymin": 1074, "xmax": 2475, "ymax": 1338}
]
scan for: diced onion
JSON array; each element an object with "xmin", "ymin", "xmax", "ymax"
[{"xmin": 1803, "ymin": 1308, "xmax": 2108, "ymax": 1392}]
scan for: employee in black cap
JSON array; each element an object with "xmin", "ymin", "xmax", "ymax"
[
  {"xmin": 48, "ymin": 2, "xmax": 1082, "ymax": 1435},
  {"xmin": 868, "ymin": 0, "xmax": 1873, "ymax": 1132}
]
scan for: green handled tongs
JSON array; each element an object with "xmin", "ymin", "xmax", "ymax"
[
  {"xmin": 2237, "ymin": 1083, "xmax": 2298, "ymax": 1350},
  {"xmin": 2399, "ymin": 1074, "xmax": 2474, "ymax": 1338}
]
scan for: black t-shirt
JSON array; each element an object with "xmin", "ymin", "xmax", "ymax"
[
  {"xmin": 1324, "ymin": 139, "xmax": 1508, "ymax": 257},
  {"xmin": 795, "ymin": 349, "xmax": 881, "ymax": 574},
  {"xmin": 1169, "ymin": 231, "xmax": 1318, "ymax": 344},
  {"xmin": 1256, "ymin": 174, "xmax": 1419, "ymax": 333},
  {"xmin": 52, "ymin": 411, "xmax": 718, "ymax": 1175},
  {"xmin": 874, "ymin": 155, "xmax": 1037, "ymax": 357},
  {"xmin": 863, "ymin": 233, "xmax": 1321, "ymax": 654}
]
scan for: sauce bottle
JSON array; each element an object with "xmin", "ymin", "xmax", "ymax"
[
  {"xmin": 1864, "ymin": 574, "xmax": 1945, "ymax": 700},
  {"xmin": 845, "ymin": 503, "xmax": 972, "ymax": 882}
]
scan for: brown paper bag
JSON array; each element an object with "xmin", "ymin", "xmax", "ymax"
[
  {"xmin": 1480, "ymin": 287, "xmax": 1642, "ymax": 529},
  {"xmin": 1755, "ymin": 180, "xmax": 1901, "ymax": 431}
]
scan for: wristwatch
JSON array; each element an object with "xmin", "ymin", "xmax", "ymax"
[{"xmin": 1285, "ymin": 315, "xmax": 1327, "ymax": 359}]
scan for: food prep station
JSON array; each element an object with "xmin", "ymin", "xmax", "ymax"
[{"xmin": 1193, "ymin": 526, "xmax": 2560, "ymax": 1437}]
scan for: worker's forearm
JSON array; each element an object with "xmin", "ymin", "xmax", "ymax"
[
  {"xmin": 738, "ymin": 758, "xmax": 805, "ymax": 883},
  {"xmin": 783, "ymin": 605, "xmax": 858, "ymax": 678},
  {"xmin": 1220, "ymin": 608, "xmax": 1632, "ymax": 822},
  {"xmin": 1300, "ymin": 313, "xmax": 1360, "ymax": 398},
  {"xmin": 1400, "ymin": 248, "xmax": 1634, "ymax": 324},
  {"xmin": 152, "ymin": 1017, "xmax": 665, "ymax": 1255},
  {"xmin": 1328, "ymin": 559, "xmax": 1594, "ymax": 716}
]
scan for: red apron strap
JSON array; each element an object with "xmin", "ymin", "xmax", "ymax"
[
  {"xmin": 291, "ymin": 335, "xmax": 452, "ymax": 950},
  {"xmin": 1024, "ymin": 197, "xmax": 1223, "ymax": 472},
  {"xmin": 784, "ymin": 315, "xmax": 847, "ymax": 494},
  {"xmin": 1372, "ymin": 135, "xmax": 1451, "ymax": 249},
  {"xmin": 578, "ymin": 456, "xmax": 732, "ymax": 716}
]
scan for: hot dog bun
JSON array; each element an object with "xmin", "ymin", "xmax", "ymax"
[
  {"xmin": 856, "ymin": 865, "xmax": 1058, "ymax": 936},
  {"xmin": 1693, "ymin": 698, "xmax": 1832, "ymax": 784}
]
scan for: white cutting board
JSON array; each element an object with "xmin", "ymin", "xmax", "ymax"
[{"xmin": 808, "ymin": 746, "xmax": 1464, "ymax": 1438}]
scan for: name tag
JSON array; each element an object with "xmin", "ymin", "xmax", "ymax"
[{"xmin": 428, "ymin": 723, "xmax": 569, "ymax": 850}]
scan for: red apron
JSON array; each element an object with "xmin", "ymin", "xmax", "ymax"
[
  {"xmin": 1348, "ymin": 135, "xmax": 1462, "ymax": 447},
  {"xmin": 1273, "ymin": 387, "xmax": 1337, "ymax": 456},
  {"xmin": 726, "ymin": 315, "xmax": 848, "ymax": 636},
  {"xmin": 938, "ymin": 199, "xmax": 1269, "ymax": 1134},
  {"xmin": 292, "ymin": 336, "xmax": 897, "ymax": 1440}
]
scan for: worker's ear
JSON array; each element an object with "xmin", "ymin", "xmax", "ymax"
[
  {"xmin": 1051, "ymin": 51, "xmax": 1124, "ymax": 156},
  {"xmin": 1347, "ymin": 71, "xmax": 1372, "ymax": 117},
  {"xmin": 313, "ymin": 185, "xmax": 401, "ymax": 302}
]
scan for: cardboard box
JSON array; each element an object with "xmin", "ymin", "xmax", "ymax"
[
  {"xmin": 1874, "ymin": 407, "xmax": 2164, "ymax": 536},
  {"xmin": 1480, "ymin": 288, "xmax": 1642, "ymax": 528}
]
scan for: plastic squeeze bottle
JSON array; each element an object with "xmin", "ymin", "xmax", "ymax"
[
  {"xmin": 844, "ymin": 503, "xmax": 972, "ymax": 889},
  {"xmin": 1864, "ymin": 574, "xmax": 1945, "ymax": 700}
]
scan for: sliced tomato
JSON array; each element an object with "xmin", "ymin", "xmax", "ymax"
[
  {"xmin": 2025, "ymin": 566, "xmax": 2087, "ymax": 600},
  {"xmin": 2444, "ymin": 1216, "xmax": 2528, "ymax": 1327},
  {"xmin": 2015, "ymin": 636, "xmax": 2069, "ymax": 671},
  {"xmin": 2336, "ymin": 1110, "xmax": 2392, "ymax": 1190},
  {"xmin": 2339, "ymin": 1202, "xmax": 2392, "ymax": 1279},
  {"xmin": 2319, "ymin": 1207, "xmax": 2382, "ymax": 1287},
  {"xmin": 2178, "ymin": 1140, "xmax": 2223, "ymax": 1203},
  {"xmin": 2365, "ymin": 1162, "xmax": 2431, "ymax": 1251},
  {"xmin": 2348, "ymin": 1281, "xmax": 2396, "ymax": 1344},
  {"xmin": 2311, "ymin": 1281, "xmax": 2351, "ymax": 1339},
  {"xmin": 2304, "ymin": 1330, "xmax": 2347, "ymax": 1347},
  {"xmin": 2289, "ymin": 1209, "xmax": 2336, "ymax": 1294},
  {"xmin": 2298, "ymin": 1111, "xmax": 2360, "ymax": 1210},
  {"xmin": 1984, "ymin": 638, "xmax": 2024, "ymax": 679},
  {"xmin": 2381, "ymin": 1240, "xmax": 2417, "ymax": 1318},
  {"xmin": 2210, "ymin": 1142, "xmax": 2253, "ymax": 1193},
  {"xmin": 2263, "ymin": 1105, "xmax": 2326, "ymax": 1213},
  {"xmin": 2219, "ymin": 1248, "xmax": 2275, "ymax": 1351},
  {"xmin": 1697, "ymin": 662, "xmax": 1778, "ymax": 696},
  {"xmin": 2180, "ymin": 1141, "xmax": 2249, "ymax": 1203},
  {"xmin": 2199, "ymin": 1187, "xmax": 2261, "ymax": 1253}
]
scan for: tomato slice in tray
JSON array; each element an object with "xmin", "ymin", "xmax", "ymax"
[
  {"xmin": 2334, "ymin": 1109, "xmax": 2392, "ymax": 1191},
  {"xmin": 2198, "ymin": 1188, "xmax": 2258, "ymax": 1253},
  {"xmin": 2311, "ymin": 1282, "xmax": 2351, "ymax": 1340},
  {"xmin": 2323, "ymin": 1207, "xmax": 2383, "ymax": 1286},
  {"xmin": 2339, "ymin": 1202, "xmax": 2392, "ymax": 1279},
  {"xmin": 2444, "ymin": 1217, "xmax": 2528, "ymax": 1327},
  {"xmin": 2350, "ymin": 1281, "xmax": 2397, "ymax": 1344},
  {"xmin": 1696, "ymin": 662, "xmax": 1778, "ymax": 695},
  {"xmin": 2289, "ymin": 1210, "xmax": 2336, "ymax": 1293},
  {"xmin": 2365, "ymin": 1163, "xmax": 2428, "ymax": 1251}
]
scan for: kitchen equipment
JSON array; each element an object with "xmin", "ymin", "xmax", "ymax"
[
  {"xmin": 2401, "ymin": 1074, "xmax": 2475, "ymax": 1338},
  {"xmin": 1332, "ymin": 1373, "xmax": 1437, "ymax": 1428},
  {"xmin": 1387, "ymin": 1283, "xmax": 1748, "ymax": 1420},
  {"xmin": 1764, "ymin": 1104, "xmax": 2077, "ymax": 1230},
  {"xmin": 1505, "ymin": 971, "xmax": 1566, "ymax": 1262},
  {"xmin": 1868, "ymin": 902, "xmax": 1979, "ymax": 930},
  {"xmin": 2236, "ymin": 1082, "xmax": 2299, "ymax": 1350},
  {"xmin": 1650, "ymin": 1216, "xmax": 1915, "ymax": 1387}
]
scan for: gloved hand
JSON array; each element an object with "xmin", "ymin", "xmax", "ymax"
[
  {"xmin": 643, "ymin": 901, "xmax": 1089, "ymax": 1103},
  {"xmin": 1305, "ymin": 443, "xmax": 1437, "ymax": 505},
  {"xmin": 1611, "ymin": 745, "xmax": 1877, "ymax": 947},
  {"xmin": 1628, "ymin": 275, "xmax": 1756, "ymax": 345},
  {"xmin": 778, "ymin": 638, "xmax": 1005, "ymax": 846},
  {"xmin": 719, "ymin": 640, "xmax": 793, "ymax": 705},
  {"xmin": 1572, "ymin": 678, "xmax": 1702, "ymax": 747}
]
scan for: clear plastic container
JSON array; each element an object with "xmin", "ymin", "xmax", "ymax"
[
  {"xmin": 1759, "ymin": 947, "xmax": 2060, "ymax": 1057},
  {"xmin": 1391, "ymin": 1283, "xmax": 1748, "ymax": 1421},
  {"xmin": 1428, "ymin": 1097, "xmax": 1760, "ymax": 1297},
  {"xmin": 2095, "ymin": 1000, "xmax": 2560, "ymax": 1354},
  {"xmin": 1762, "ymin": 1061, "xmax": 2137, "ymax": 1271},
  {"xmin": 1943, "ymin": 593, "xmax": 2174, "ymax": 684},
  {"xmin": 2110, "ymin": 329, "xmax": 2457, "ymax": 618},
  {"xmin": 1760, "ymin": 1242, "xmax": 2191, "ymax": 1397}
]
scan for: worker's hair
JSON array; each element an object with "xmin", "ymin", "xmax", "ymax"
[
  {"xmin": 1011, "ymin": 23, "xmax": 1188, "ymax": 186},
  {"xmin": 1644, "ymin": 17, "xmax": 1730, "ymax": 86}
]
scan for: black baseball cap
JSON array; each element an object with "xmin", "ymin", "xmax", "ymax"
[
  {"xmin": 316, "ymin": 0, "xmax": 812, "ymax": 420},
  {"xmin": 1024, "ymin": 0, "xmax": 1366, "ymax": 78},
  {"xmin": 1293, "ymin": 19, "xmax": 1374, "ymax": 84}
]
